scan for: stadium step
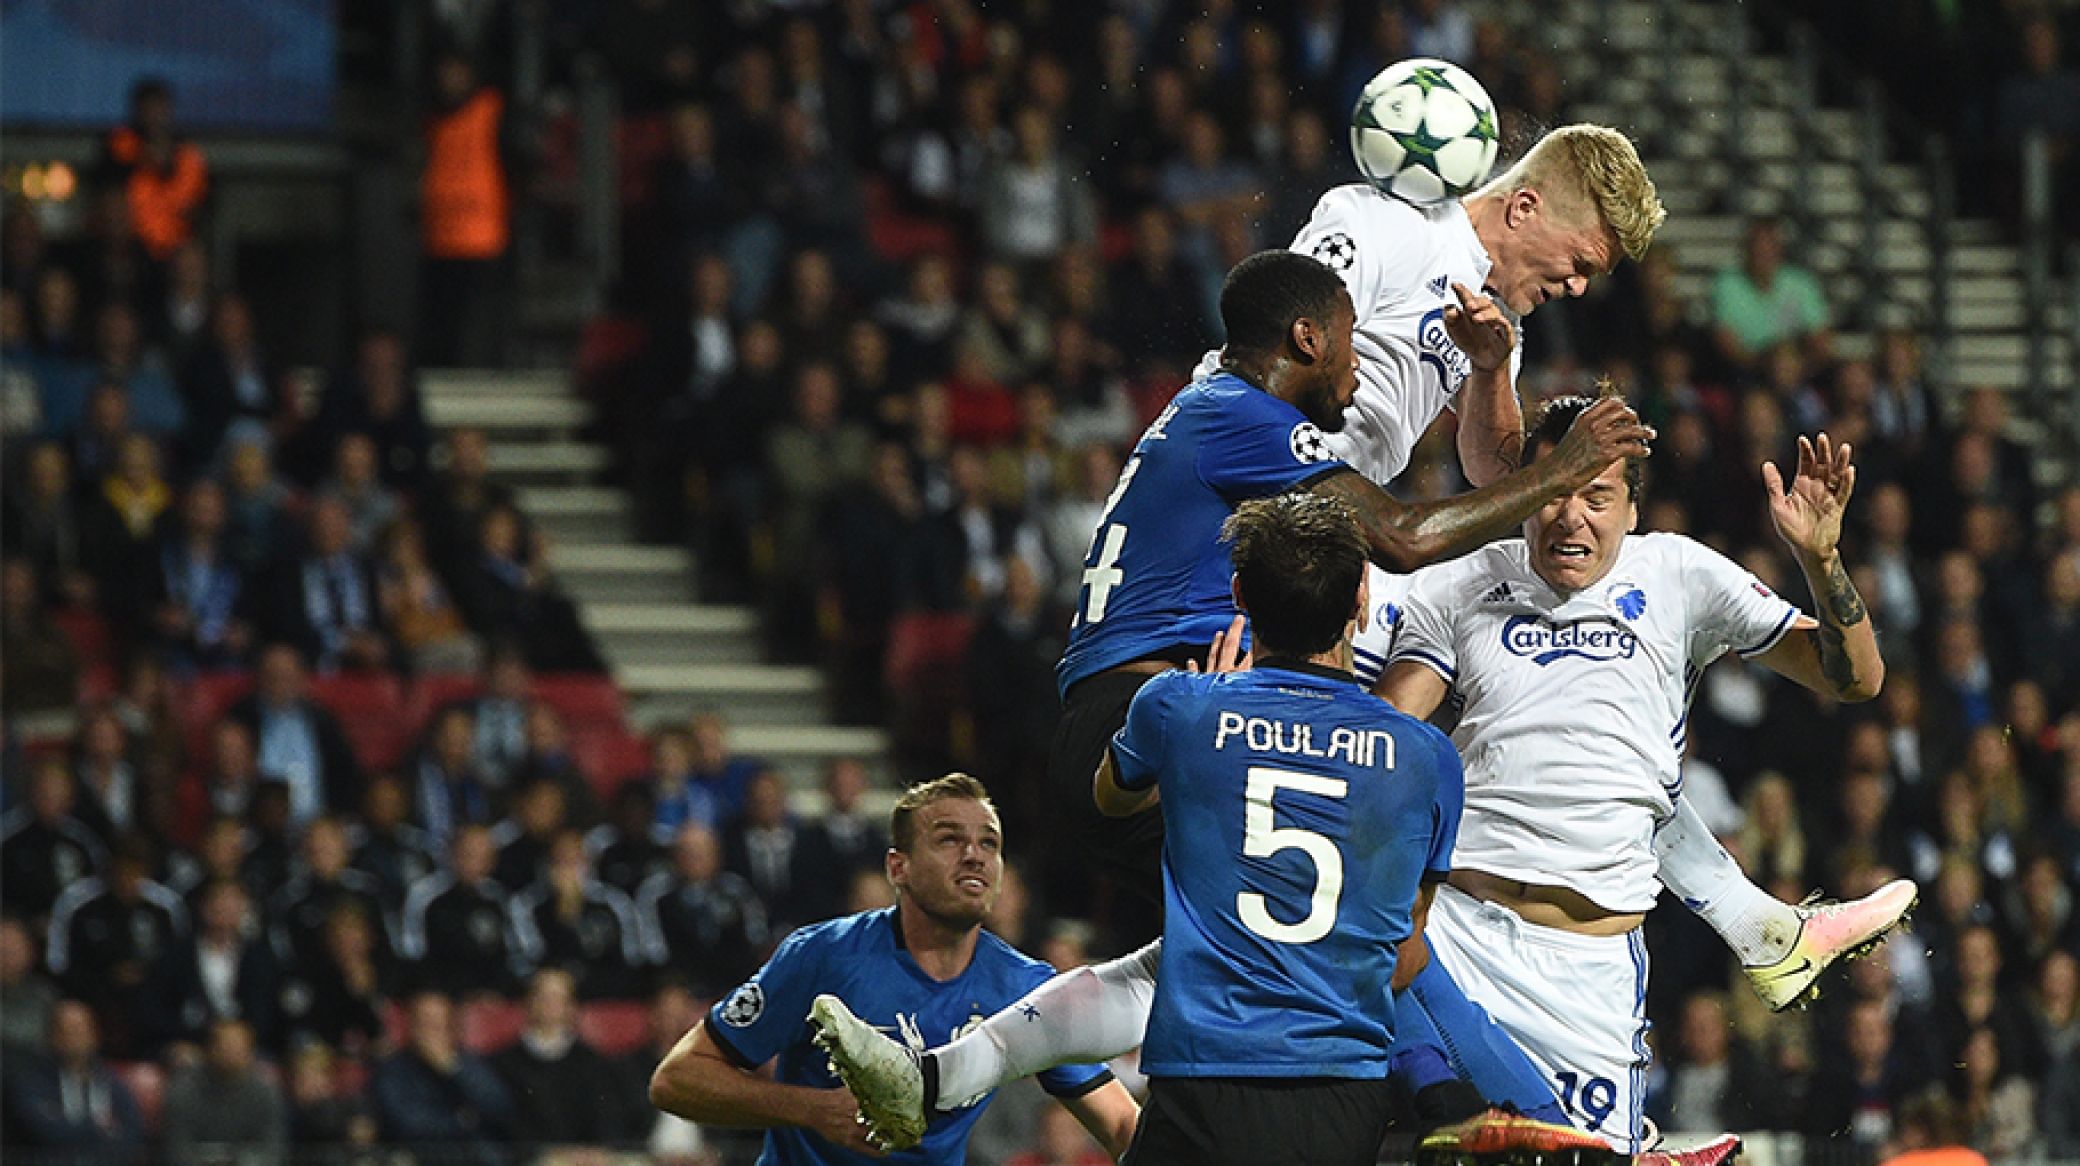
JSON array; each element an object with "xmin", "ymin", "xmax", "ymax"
[
  {"xmin": 421, "ymin": 369, "xmax": 569, "ymax": 400},
  {"xmin": 419, "ymin": 365, "xmax": 891, "ymax": 806},
  {"xmin": 516, "ymin": 486, "xmax": 635, "ymax": 546},
  {"xmin": 583, "ymin": 604, "xmax": 763, "ymax": 668},
  {"xmin": 424, "ymin": 394, "xmax": 590, "ymax": 435},
  {"xmin": 484, "ymin": 439, "xmax": 612, "ymax": 482},
  {"xmin": 549, "ymin": 544, "xmax": 696, "ymax": 606},
  {"xmin": 627, "ymin": 691, "xmax": 833, "ymax": 730},
  {"xmin": 617, "ymin": 663, "xmax": 829, "ymax": 726},
  {"xmin": 729, "ymin": 724, "xmax": 895, "ymax": 789}
]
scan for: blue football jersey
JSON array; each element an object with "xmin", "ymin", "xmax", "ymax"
[
  {"xmin": 1057, "ymin": 373, "xmax": 1349, "ymax": 695},
  {"xmin": 705, "ymin": 908, "xmax": 1111, "ymax": 1165},
  {"xmin": 1112, "ymin": 662, "xmax": 1463, "ymax": 1079}
]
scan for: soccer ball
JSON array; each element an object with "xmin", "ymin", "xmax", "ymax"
[{"xmin": 1350, "ymin": 58, "xmax": 1501, "ymax": 207}]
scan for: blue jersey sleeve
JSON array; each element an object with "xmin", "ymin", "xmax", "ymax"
[
  {"xmin": 1110, "ymin": 672, "xmax": 1180, "ymax": 792},
  {"xmin": 1421, "ymin": 726, "xmax": 1464, "ymax": 880},
  {"xmin": 704, "ymin": 922, "xmax": 828, "ymax": 1068},
  {"xmin": 1037, "ymin": 1058, "xmax": 1114, "ymax": 1097},
  {"xmin": 1194, "ymin": 394, "xmax": 1346, "ymax": 502}
]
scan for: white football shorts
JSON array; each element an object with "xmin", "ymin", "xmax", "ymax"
[{"xmin": 1423, "ymin": 883, "xmax": 1654, "ymax": 1151}]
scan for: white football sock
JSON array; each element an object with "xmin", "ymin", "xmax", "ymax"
[
  {"xmin": 1655, "ymin": 797, "xmax": 1801, "ymax": 966},
  {"xmin": 930, "ymin": 939, "xmax": 1162, "ymax": 1108}
]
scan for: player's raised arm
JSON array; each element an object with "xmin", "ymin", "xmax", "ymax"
[
  {"xmin": 1375, "ymin": 661, "xmax": 1450, "ymax": 720},
  {"xmin": 1442, "ymin": 282, "xmax": 1524, "ymax": 487},
  {"xmin": 1308, "ymin": 395, "xmax": 1654, "ymax": 571},
  {"xmin": 1750, "ymin": 433, "xmax": 1885, "ymax": 701}
]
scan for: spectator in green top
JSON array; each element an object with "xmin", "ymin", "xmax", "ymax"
[{"xmin": 1711, "ymin": 217, "xmax": 1832, "ymax": 373}]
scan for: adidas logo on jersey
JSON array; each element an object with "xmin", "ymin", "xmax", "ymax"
[
  {"xmin": 1426, "ymin": 275, "xmax": 1450, "ymax": 297},
  {"xmin": 1479, "ymin": 582, "xmax": 1516, "ymax": 605}
]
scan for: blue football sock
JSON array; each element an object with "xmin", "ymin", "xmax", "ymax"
[{"xmin": 1397, "ymin": 953, "xmax": 1569, "ymax": 1125}]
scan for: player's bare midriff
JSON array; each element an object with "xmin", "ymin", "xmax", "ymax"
[{"xmin": 1447, "ymin": 870, "xmax": 1645, "ymax": 937}]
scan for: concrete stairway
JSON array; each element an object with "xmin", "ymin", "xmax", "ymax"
[
  {"xmin": 1486, "ymin": 0, "xmax": 2076, "ymax": 476},
  {"xmin": 421, "ymin": 369, "xmax": 891, "ymax": 794}
]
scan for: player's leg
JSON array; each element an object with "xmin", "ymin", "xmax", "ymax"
[
  {"xmin": 1051, "ymin": 668, "xmax": 1171, "ymax": 894},
  {"xmin": 1654, "ymin": 796, "xmax": 1917, "ymax": 1010},
  {"xmin": 932, "ymin": 939, "xmax": 1161, "ymax": 1107},
  {"xmin": 1420, "ymin": 886, "xmax": 1651, "ymax": 1152},
  {"xmin": 811, "ymin": 942, "xmax": 1162, "ymax": 1148},
  {"xmin": 1391, "ymin": 951, "xmax": 1569, "ymax": 1125}
]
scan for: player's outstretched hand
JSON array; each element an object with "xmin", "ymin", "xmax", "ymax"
[
  {"xmin": 1764, "ymin": 432, "xmax": 1856, "ymax": 562},
  {"xmin": 809, "ymin": 1088, "xmax": 888, "ymax": 1156},
  {"xmin": 1443, "ymin": 283, "xmax": 1514, "ymax": 372},
  {"xmin": 1188, "ymin": 614, "xmax": 1252, "ymax": 674},
  {"xmin": 1546, "ymin": 397, "xmax": 1654, "ymax": 489}
]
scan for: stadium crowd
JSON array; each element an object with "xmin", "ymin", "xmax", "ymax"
[{"xmin": 3, "ymin": 0, "xmax": 2080, "ymax": 1164}]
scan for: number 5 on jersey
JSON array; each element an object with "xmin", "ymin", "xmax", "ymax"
[{"xmin": 1239, "ymin": 767, "xmax": 1347, "ymax": 944}]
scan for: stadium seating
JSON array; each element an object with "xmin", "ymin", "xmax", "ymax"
[
  {"xmin": 179, "ymin": 672, "xmax": 255, "ymax": 760},
  {"xmin": 309, "ymin": 672, "xmax": 412, "ymax": 771},
  {"xmin": 530, "ymin": 673, "xmax": 627, "ymax": 736}
]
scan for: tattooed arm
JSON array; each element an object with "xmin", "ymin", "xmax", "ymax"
[
  {"xmin": 1308, "ymin": 396, "xmax": 1653, "ymax": 571},
  {"xmin": 1754, "ymin": 433, "xmax": 1886, "ymax": 701}
]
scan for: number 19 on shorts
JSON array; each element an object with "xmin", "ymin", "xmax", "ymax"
[{"xmin": 1554, "ymin": 1070, "xmax": 1618, "ymax": 1133}]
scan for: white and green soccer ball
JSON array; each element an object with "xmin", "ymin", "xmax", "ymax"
[{"xmin": 1350, "ymin": 58, "xmax": 1501, "ymax": 207}]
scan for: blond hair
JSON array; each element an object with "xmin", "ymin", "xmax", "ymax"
[
  {"xmin": 1480, "ymin": 125, "xmax": 1665, "ymax": 261},
  {"xmin": 890, "ymin": 772, "xmax": 996, "ymax": 851}
]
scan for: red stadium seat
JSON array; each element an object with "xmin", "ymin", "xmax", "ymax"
[
  {"xmin": 883, "ymin": 612, "xmax": 974, "ymax": 694},
  {"xmin": 882, "ymin": 612, "xmax": 975, "ymax": 759},
  {"xmin": 616, "ymin": 113, "xmax": 674, "ymax": 210},
  {"xmin": 460, "ymin": 998, "xmax": 525, "ymax": 1054},
  {"xmin": 574, "ymin": 315, "xmax": 650, "ymax": 405},
  {"xmin": 863, "ymin": 176, "xmax": 959, "ymax": 262},
  {"xmin": 17, "ymin": 728, "xmax": 73, "ymax": 762},
  {"xmin": 111, "ymin": 1060, "xmax": 165, "ymax": 1134},
  {"xmin": 573, "ymin": 731, "xmax": 652, "ymax": 801},
  {"xmin": 409, "ymin": 673, "xmax": 484, "ymax": 726},
  {"xmin": 380, "ymin": 1001, "xmax": 409, "ymax": 1049},
  {"xmin": 333, "ymin": 1057, "xmax": 370, "ymax": 1097},
  {"xmin": 531, "ymin": 674, "xmax": 627, "ymax": 736},
  {"xmin": 1097, "ymin": 220, "xmax": 1135, "ymax": 264},
  {"xmin": 49, "ymin": 606, "xmax": 114, "ymax": 672},
  {"xmin": 76, "ymin": 663, "xmax": 118, "ymax": 703},
  {"xmin": 578, "ymin": 1001, "xmax": 651, "ymax": 1056},
  {"xmin": 310, "ymin": 672, "xmax": 412, "ymax": 770},
  {"xmin": 180, "ymin": 671, "xmax": 255, "ymax": 761}
]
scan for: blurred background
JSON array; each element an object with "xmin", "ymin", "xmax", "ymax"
[{"xmin": 0, "ymin": 0, "xmax": 2077, "ymax": 1163}]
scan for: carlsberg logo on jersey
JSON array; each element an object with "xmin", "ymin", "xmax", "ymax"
[
  {"xmin": 1499, "ymin": 615, "xmax": 1639, "ymax": 665},
  {"xmin": 1416, "ymin": 307, "xmax": 1472, "ymax": 395}
]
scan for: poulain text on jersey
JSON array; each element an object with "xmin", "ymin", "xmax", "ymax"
[{"xmin": 1212, "ymin": 712, "xmax": 1396, "ymax": 769}]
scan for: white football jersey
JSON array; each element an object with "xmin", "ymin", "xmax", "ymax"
[
  {"xmin": 1350, "ymin": 564, "xmax": 1413, "ymax": 687},
  {"xmin": 1387, "ymin": 534, "xmax": 1801, "ymax": 912},
  {"xmin": 1193, "ymin": 185, "xmax": 1521, "ymax": 487}
]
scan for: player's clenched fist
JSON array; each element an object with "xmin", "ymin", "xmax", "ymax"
[{"xmin": 1442, "ymin": 282, "xmax": 1513, "ymax": 372}]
